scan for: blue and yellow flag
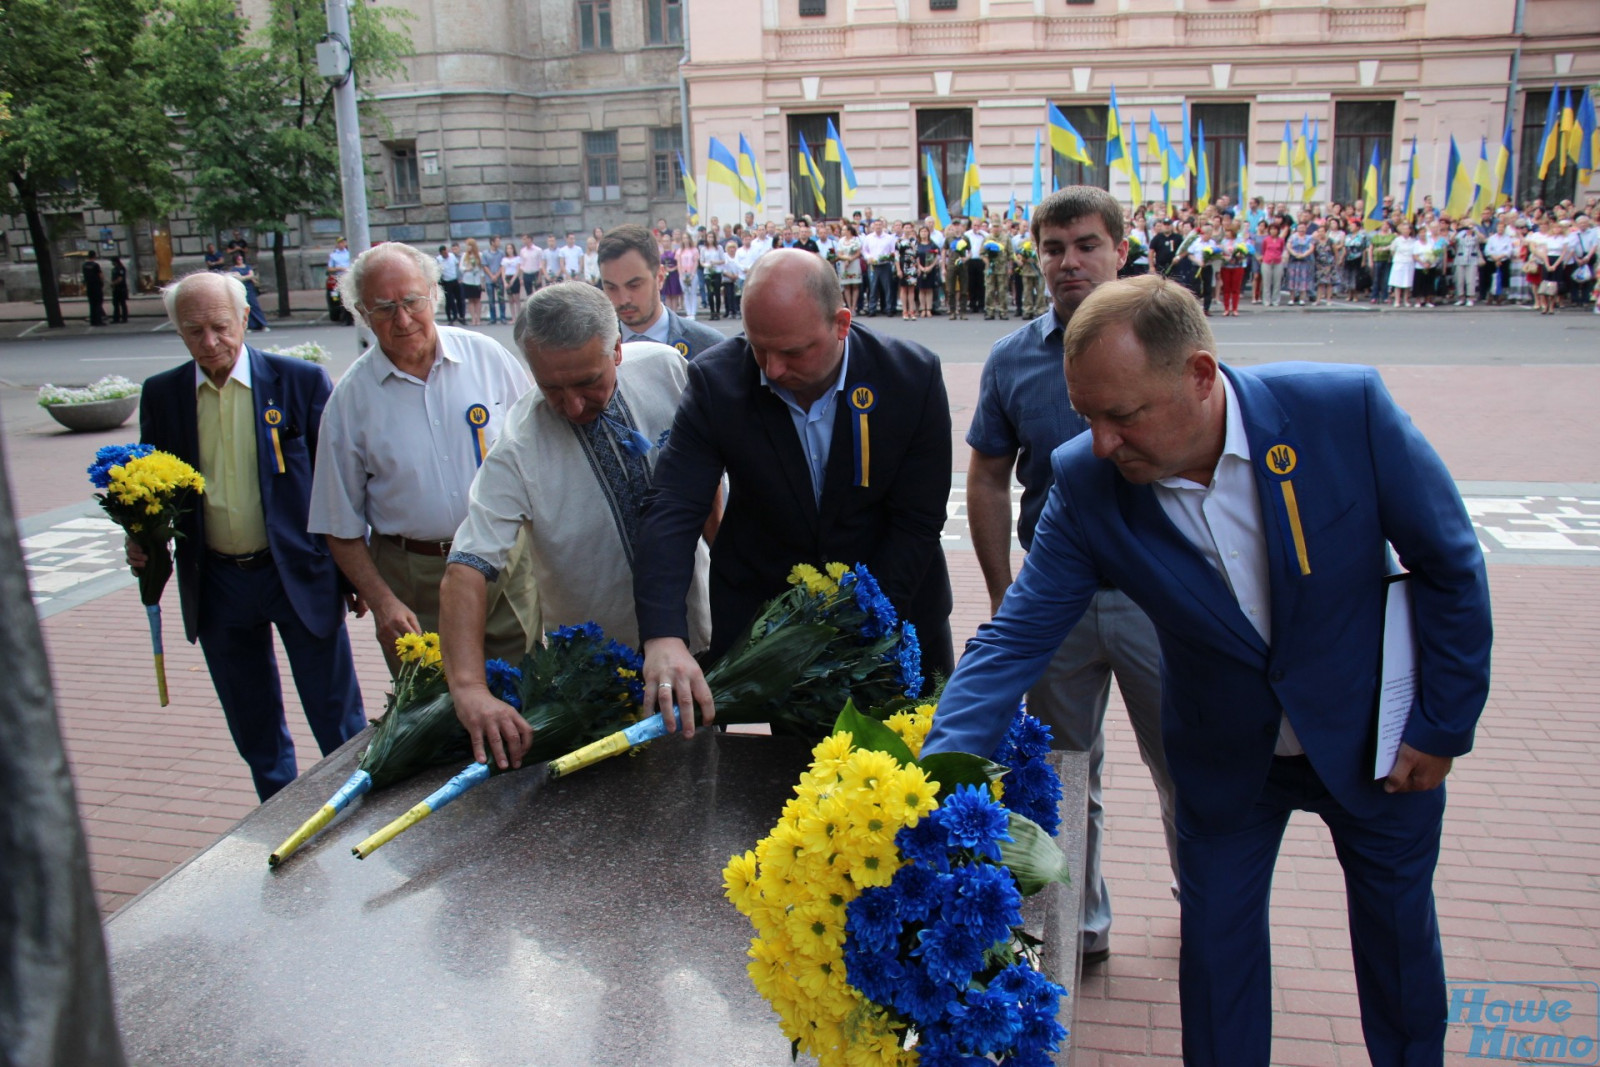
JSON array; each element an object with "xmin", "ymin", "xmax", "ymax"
[
  {"xmin": 676, "ymin": 151, "xmax": 699, "ymax": 227},
  {"xmin": 1032, "ymin": 129, "xmax": 1044, "ymax": 212},
  {"xmin": 1125, "ymin": 119, "xmax": 1143, "ymax": 205},
  {"xmin": 796, "ymin": 131, "xmax": 826, "ymax": 215},
  {"xmin": 737, "ymin": 133, "xmax": 764, "ymax": 207},
  {"xmin": 960, "ymin": 142, "xmax": 983, "ymax": 218},
  {"xmin": 708, "ymin": 137, "xmax": 750, "ymax": 202},
  {"xmin": 1181, "ymin": 101, "xmax": 1194, "ymax": 177},
  {"xmin": 1106, "ymin": 87, "xmax": 1129, "ymax": 171},
  {"xmin": 1153, "ymin": 120, "xmax": 1180, "ymax": 210},
  {"xmin": 1471, "ymin": 137, "xmax": 1493, "ymax": 218},
  {"xmin": 1195, "ymin": 119, "xmax": 1210, "ymax": 211},
  {"xmin": 1402, "ymin": 136, "xmax": 1418, "ymax": 218},
  {"xmin": 925, "ymin": 151, "xmax": 952, "ymax": 229},
  {"xmin": 1307, "ymin": 118, "xmax": 1319, "ymax": 198},
  {"xmin": 1443, "ymin": 136, "xmax": 1474, "ymax": 219},
  {"xmin": 1277, "ymin": 119, "xmax": 1293, "ymax": 171},
  {"xmin": 1291, "ymin": 115, "xmax": 1312, "ymax": 195},
  {"xmin": 1561, "ymin": 88, "xmax": 1578, "ymax": 173},
  {"xmin": 1494, "ymin": 118, "xmax": 1515, "ymax": 204},
  {"xmin": 1538, "ymin": 86, "xmax": 1562, "ymax": 180},
  {"xmin": 1047, "ymin": 102, "xmax": 1091, "ymax": 165},
  {"xmin": 1578, "ymin": 90, "xmax": 1597, "ymax": 183},
  {"xmin": 1238, "ymin": 142, "xmax": 1249, "ymax": 205},
  {"xmin": 1146, "ymin": 112, "xmax": 1166, "ymax": 183},
  {"xmin": 823, "ymin": 118, "xmax": 857, "ymax": 200},
  {"xmin": 1363, "ymin": 143, "xmax": 1384, "ymax": 231}
]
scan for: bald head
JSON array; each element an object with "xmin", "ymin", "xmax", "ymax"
[{"xmin": 743, "ymin": 248, "xmax": 843, "ymax": 323}]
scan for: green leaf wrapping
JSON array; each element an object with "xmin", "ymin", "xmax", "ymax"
[
  {"xmin": 917, "ymin": 752, "xmax": 1006, "ymax": 799},
  {"xmin": 997, "ymin": 811, "xmax": 1072, "ymax": 897},
  {"xmin": 831, "ymin": 702, "xmax": 917, "ymax": 768}
]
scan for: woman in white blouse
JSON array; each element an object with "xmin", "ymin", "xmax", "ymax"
[{"xmin": 1387, "ymin": 221, "xmax": 1419, "ymax": 308}]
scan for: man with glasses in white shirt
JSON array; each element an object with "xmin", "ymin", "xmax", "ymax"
[{"xmin": 317, "ymin": 243, "xmax": 534, "ymax": 674}]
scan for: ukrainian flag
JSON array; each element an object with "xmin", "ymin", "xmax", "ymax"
[
  {"xmin": 1277, "ymin": 120, "xmax": 1293, "ymax": 172},
  {"xmin": 925, "ymin": 151, "xmax": 952, "ymax": 229},
  {"xmin": 1561, "ymin": 88, "xmax": 1578, "ymax": 173},
  {"xmin": 1195, "ymin": 119, "xmax": 1210, "ymax": 211},
  {"xmin": 1471, "ymin": 137, "xmax": 1493, "ymax": 217},
  {"xmin": 796, "ymin": 131, "xmax": 826, "ymax": 215},
  {"xmin": 1154, "ymin": 121, "xmax": 1180, "ymax": 209},
  {"xmin": 1402, "ymin": 136, "xmax": 1418, "ymax": 217},
  {"xmin": 1106, "ymin": 87, "xmax": 1133, "ymax": 185},
  {"xmin": 1032, "ymin": 129, "xmax": 1044, "ymax": 210},
  {"xmin": 1238, "ymin": 142, "xmax": 1249, "ymax": 205},
  {"xmin": 1146, "ymin": 112, "xmax": 1166, "ymax": 186},
  {"xmin": 1494, "ymin": 119, "xmax": 1514, "ymax": 205},
  {"xmin": 823, "ymin": 118, "xmax": 857, "ymax": 200},
  {"xmin": 1291, "ymin": 115, "xmax": 1312, "ymax": 195},
  {"xmin": 960, "ymin": 142, "xmax": 983, "ymax": 218},
  {"xmin": 1047, "ymin": 102, "xmax": 1091, "ymax": 165},
  {"xmin": 1538, "ymin": 87, "xmax": 1562, "ymax": 180},
  {"xmin": 737, "ymin": 133, "xmax": 764, "ymax": 207},
  {"xmin": 708, "ymin": 137, "xmax": 750, "ymax": 202},
  {"xmin": 1363, "ymin": 143, "xmax": 1384, "ymax": 231},
  {"xmin": 1307, "ymin": 118, "xmax": 1319, "ymax": 197},
  {"xmin": 676, "ymin": 151, "xmax": 699, "ymax": 227},
  {"xmin": 1578, "ymin": 90, "xmax": 1597, "ymax": 183},
  {"xmin": 1443, "ymin": 136, "xmax": 1474, "ymax": 219}
]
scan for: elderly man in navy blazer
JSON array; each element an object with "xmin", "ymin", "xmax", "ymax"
[
  {"xmin": 133, "ymin": 271, "xmax": 364, "ymax": 801},
  {"xmin": 632, "ymin": 248, "xmax": 954, "ymax": 734},
  {"xmin": 923, "ymin": 275, "xmax": 1491, "ymax": 1067}
]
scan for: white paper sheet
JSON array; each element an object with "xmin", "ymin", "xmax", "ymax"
[{"xmin": 1373, "ymin": 575, "xmax": 1416, "ymax": 780}]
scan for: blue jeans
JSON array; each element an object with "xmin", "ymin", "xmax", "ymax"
[
  {"xmin": 486, "ymin": 279, "xmax": 506, "ymax": 323},
  {"xmin": 1371, "ymin": 260, "xmax": 1392, "ymax": 304}
]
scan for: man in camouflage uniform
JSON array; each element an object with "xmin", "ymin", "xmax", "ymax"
[
  {"xmin": 983, "ymin": 235, "xmax": 1012, "ymax": 321},
  {"xmin": 945, "ymin": 221, "xmax": 969, "ymax": 320}
]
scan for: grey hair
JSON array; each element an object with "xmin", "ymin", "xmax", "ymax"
[
  {"xmin": 162, "ymin": 271, "xmax": 249, "ymax": 326},
  {"xmin": 339, "ymin": 242, "xmax": 441, "ymax": 324},
  {"xmin": 512, "ymin": 280, "xmax": 620, "ymax": 360}
]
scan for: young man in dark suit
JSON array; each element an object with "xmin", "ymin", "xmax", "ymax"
[
  {"xmin": 634, "ymin": 249, "xmax": 954, "ymax": 733},
  {"xmin": 130, "ymin": 271, "xmax": 364, "ymax": 801}
]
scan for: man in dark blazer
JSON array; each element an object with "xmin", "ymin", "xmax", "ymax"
[
  {"xmin": 923, "ymin": 275, "xmax": 1492, "ymax": 1067},
  {"xmin": 133, "ymin": 271, "xmax": 364, "ymax": 801},
  {"xmin": 635, "ymin": 248, "xmax": 953, "ymax": 733},
  {"xmin": 598, "ymin": 224, "xmax": 725, "ymax": 360}
]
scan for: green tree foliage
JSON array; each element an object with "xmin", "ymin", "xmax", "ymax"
[
  {"xmin": 152, "ymin": 0, "xmax": 412, "ymax": 316},
  {"xmin": 0, "ymin": 0, "xmax": 179, "ymax": 328}
]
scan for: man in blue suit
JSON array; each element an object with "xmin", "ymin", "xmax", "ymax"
[
  {"xmin": 132, "ymin": 271, "xmax": 365, "ymax": 801},
  {"xmin": 598, "ymin": 224, "xmax": 725, "ymax": 360},
  {"xmin": 923, "ymin": 274, "xmax": 1492, "ymax": 1067}
]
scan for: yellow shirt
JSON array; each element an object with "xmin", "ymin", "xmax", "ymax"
[{"xmin": 196, "ymin": 352, "xmax": 269, "ymax": 554}]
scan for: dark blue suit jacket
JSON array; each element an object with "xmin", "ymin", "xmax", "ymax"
[
  {"xmin": 924, "ymin": 363, "xmax": 1492, "ymax": 833},
  {"xmin": 140, "ymin": 348, "xmax": 347, "ymax": 643},
  {"xmin": 634, "ymin": 322, "xmax": 954, "ymax": 665}
]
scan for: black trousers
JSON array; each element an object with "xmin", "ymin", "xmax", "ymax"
[{"xmin": 442, "ymin": 279, "xmax": 464, "ymax": 323}]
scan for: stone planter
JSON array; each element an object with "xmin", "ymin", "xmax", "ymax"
[{"xmin": 43, "ymin": 395, "xmax": 139, "ymax": 433}]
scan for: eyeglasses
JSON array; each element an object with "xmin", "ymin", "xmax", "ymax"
[{"xmin": 361, "ymin": 294, "xmax": 433, "ymax": 322}]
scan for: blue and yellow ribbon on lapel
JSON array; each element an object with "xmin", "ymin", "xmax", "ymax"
[
  {"xmin": 465, "ymin": 403, "xmax": 490, "ymax": 466},
  {"xmin": 849, "ymin": 384, "xmax": 877, "ymax": 488},
  {"xmin": 1262, "ymin": 442, "xmax": 1311, "ymax": 575},
  {"xmin": 262, "ymin": 406, "xmax": 286, "ymax": 474}
]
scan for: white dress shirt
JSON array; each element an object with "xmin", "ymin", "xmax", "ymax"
[
  {"xmin": 309, "ymin": 326, "xmax": 532, "ymax": 541},
  {"xmin": 1153, "ymin": 372, "xmax": 1303, "ymax": 755}
]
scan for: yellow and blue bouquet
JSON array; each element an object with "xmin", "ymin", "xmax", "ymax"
[
  {"xmin": 726, "ymin": 704, "xmax": 1069, "ymax": 1066},
  {"xmin": 89, "ymin": 442, "xmax": 205, "ymax": 706}
]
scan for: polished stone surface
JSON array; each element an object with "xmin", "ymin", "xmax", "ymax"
[{"xmin": 106, "ymin": 732, "xmax": 1085, "ymax": 1065}]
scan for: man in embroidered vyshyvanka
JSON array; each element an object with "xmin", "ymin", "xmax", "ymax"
[
  {"xmin": 923, "ymin": 275, "xmax": 1492, "ymax": 1067},
  {"xmin": 439, "ymin": 282, "xmax": 713, "ymax": 770},
  {"xmin": 135, "ymin": 271, "xmax": 364, "ymax": 800},
  {"xmin": 310, "ymin": 243, "xmax": 533, "ymax": 675}
]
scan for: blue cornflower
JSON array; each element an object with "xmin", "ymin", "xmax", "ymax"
[
  {"xmin": 484, "ymin": 658, "xmax": 523, "ymax": 711},
  {"xmin": 912, "ymin": 920, "xmax": 987, "ymax": 986},
  {"xmin": 888, "ymin": 963, "xmax": 963, "ymax": 1024},
  {"xmin": 933, "ymin": 784, "xmax": 1012, "ymax": 861},
  {"xmin": 843, "ymin": 936, "xmax": 904, "ymax": 1005},
  {"xmin": 849, "ymin": 563, "xmax": 898, "ymax": 638},
  {"xmin": 1003, "ymin": 760, "xmax": 1063, "ymax": 835},
  {"xmin": 549, "ymin": 621, "xmax": 604, "ymax": 644},
  {"xmin": 88, "ymin": 442, "xmax": 154, "ymax": 489},
  {"xmin": 909, "ymin": 1028, "xmax": 989, "ymax": 1067},
  {"xmin": 946, "ymin": 981, "xmax": 1024, "ymax": 1054},
  {"xmin": 844, "ymin": 884, "xmax": 903, "ymax": 954},
  {"xmin": 945, "ymin": 862, "xmax": 1023, "ymax": 946},
  {"xmin": 895, "ymin": 817, "xmax": 952, "ymax": 872},
  {"xmin": 1008, "ymin": 710, "xmax": 1054, "ymax": 758},
  {"xmin": 893, "ymin": 621, "xmax": 923, "ymax": 698}
]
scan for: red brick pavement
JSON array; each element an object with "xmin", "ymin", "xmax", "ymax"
[{"xmin": 8, "ymin": 359, "xmax": 1600, "ymax": 1061}]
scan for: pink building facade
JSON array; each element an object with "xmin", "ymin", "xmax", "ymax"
[{"xmin": 683, "ymin": 0, "xmax": 1600, "ymax": 222}]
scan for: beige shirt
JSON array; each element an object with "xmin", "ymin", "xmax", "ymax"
[{"xmin": 195, "ymin": 349, "xmax": 268, "ymax": 555}]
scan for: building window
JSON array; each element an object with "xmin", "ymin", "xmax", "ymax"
[
  {"xmin": 1049, "ymin": 105, "xmax": 1108, "ymax": 192},
  {"xmin": 1518, "ymin": 89, "xmax": 1579, "ymax": 208},
  {"xmin": 586, "ymin": 131, "xmax": 621, "ymax": 201},
  {"xmin": 799, "ymin": 0, "xmax": 826, "ymax": 15},
  {"xmin": 646, "ymin": 0, "xmax": 682, "ymax": 44},
  {"xmin": 1331, "ymin": 100, "xmax": 1395, "ymax": 207},
  {"xmin": 388, "ymin": 143, "xmax": 420, "ymax": 205},
  {"xmin": 578, "ymin": 0, "xmax": 612, "ymax": 51},
  {"xmin": 1191, "ymin": 103, "xmax": 1249, "ymax": 208},
  {"xmin": 917, "ymin": 108, "xmax": 972, "ymax": 220},
  {"xmin": 653, "ymin": 127, "xmax": 683, "ymax": 198},
  {"xmin": 788, "ymin": 113, "xmax": 842, "ymax": 219},
  {"xmin": 930, "ymin": 0, "xmax": 957, "ymax": 9}
]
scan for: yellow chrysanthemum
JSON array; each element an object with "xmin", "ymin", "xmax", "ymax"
[
  {"xmin": 723, "ymin": 849, "xmax": 758, "ymax": 907},
  {"xmin": 880, "ymin": 761, "xmax": 939, "ymax": 826},
  {"xmin": 786, "ymin": 562, "xmax": 837, "ymax": 597},
  {"xmin": 824, "ymin": 561, "xmax": 850, "ymax": 582},
  {"xmin": 884, "ymin": 705, "xmax": 934, "ymax": 758},
  {"xmin": 838, "ymin": 748, "xmax": 900, "ymax": 797},
  {"xmin": 393, "ymin": 632, "xmax": 427, "ymax": 662}
]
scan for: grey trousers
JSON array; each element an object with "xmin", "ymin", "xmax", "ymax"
[{"xmin": 1025, "ymin": 588, "xmax": 1179, "ymax": 953}]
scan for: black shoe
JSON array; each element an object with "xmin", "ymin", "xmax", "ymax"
[{"xmin": 1082, "ymin": 946, "xmax": 1111, "ymax": 966}]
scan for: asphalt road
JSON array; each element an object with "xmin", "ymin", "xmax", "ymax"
[{"xmin": 0, "ymin": 302, "xmax": 1595, "ymax": 389}]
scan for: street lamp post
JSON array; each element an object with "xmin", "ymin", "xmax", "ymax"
[{"xmin": 319, "ymin": 0, "xmax": 374, "ymax": 351}]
